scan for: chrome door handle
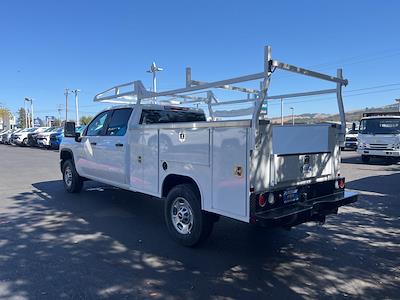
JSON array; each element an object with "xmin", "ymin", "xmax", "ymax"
[
  {"xmin": 90, "ymin": 142, "xmax": 97, "ymax": 146},
  {"xmin": 115, "ymin": 143, "xmax": 124, "ymax": 147}
]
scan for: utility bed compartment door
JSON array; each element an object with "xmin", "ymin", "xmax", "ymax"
[
  {"xmin": 212, "ymin": 127, "xmax": 248, "ymax": 219},
  {"xmin": 272, "ymin": 125, "xmax": 335, "ymax": 155},
  {"xmin": 273, "ymin": 153, "xmax": 332, "ymax": 184},
  {"xmin": 159, "ymin": 128, "xmax": 210, "ymax": 166}
]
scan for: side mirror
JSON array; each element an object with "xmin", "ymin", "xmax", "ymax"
[
  {"xmin": 75, "ymin": 132, "xmax": 82, "ymax": 142},
  {"xmin": 64, "ymin": 122, "xmax": 76, "ymax": 138}
]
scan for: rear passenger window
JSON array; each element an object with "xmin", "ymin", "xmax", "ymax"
[
  {"xmin": 106, "ymin": 108, "xmax": 133, "ymax": 136},
  {"xmin": 140, "ymin": 109, "xmax": 206, "ymax": 124}
]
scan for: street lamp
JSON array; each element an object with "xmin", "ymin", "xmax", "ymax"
[
  {"xmin": 24, "ymin": 97, "xmax": 34, "ymax": 127},
  {"xmin": 290, "ymin": 107, "xmax": 294, "ymax": 125},
  {"xmin": 147, "ymin": 62, "xmax": 163, "ymax": 102}
]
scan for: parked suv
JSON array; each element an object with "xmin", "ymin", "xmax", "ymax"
[
  {"xmin": 14, "ymin": 127, "xmax": 48, "ymax": 146},
  {"xmin": 28, "ymin": 127, "xmax": 49, "ymax": 147},
  {"xmin": 37, "ymin": 127, "xmax": 60, "ymax": 148}
]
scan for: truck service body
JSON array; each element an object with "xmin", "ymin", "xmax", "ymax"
[
  {"xmin": 60, "ymin": 46, "xmax": 357, "ymax": 246},
  {"xmin": 357, "ymin": 112, "xmax": 400, "ymax": 162}
]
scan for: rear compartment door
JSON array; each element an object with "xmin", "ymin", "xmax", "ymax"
[
  {"xmin": 271, "ymin": 125, "xmax": 336, "ymax": 185},
  {"xmin": 211, "ymin": 127, "xmax": 248, "ymax": 219}
]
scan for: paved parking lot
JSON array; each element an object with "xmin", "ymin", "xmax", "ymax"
[{"xmin": 0, "ymin": 145, "xmax": 399, "ymax": 299}]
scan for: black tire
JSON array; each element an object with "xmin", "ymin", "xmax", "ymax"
[
  {"xmin": 62, "ymin": 159, "xmax": 83, "ymax": 193},
  {"xmin": 361, "ymin": 155, "xmax": 370, "ymax": 163},
  {"xmin": 165, "ymin": 183, "xmax": 214, "ymax": 247},
  {"xmin": 22, "ymin": 138, "xmax": 28, "ymax": 146}
]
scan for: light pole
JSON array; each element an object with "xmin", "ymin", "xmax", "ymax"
[
  {"xmin": 280, "ymin": 98, "xmax": 284, "ymax": 125},
  {"xmin": 290, "ymin": 107, "xmax": 294, "ymax": 125},
  {"xmin": 64, "ymin": 88, "xmax": 70, "ymax": 122},
  {"xmin": 71, "ymin": 89, "xmax": 81, "ymax": 126},
  {"xmin": 24, "ymin": 97, "xmax": 33, "ymax": 127},
  {"xmin": 57, "ymin": 105, "xmax": 63, "ymax": 126},
  {"xmin": 146, "ymin": 62, "xmax": 163, "ymax": 102}
]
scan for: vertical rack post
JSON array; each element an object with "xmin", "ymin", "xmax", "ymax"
[{"xmin": 336, "ymin": 68, "xmax": 346, "ymax": 146}]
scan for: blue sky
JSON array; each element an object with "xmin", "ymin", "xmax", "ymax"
[{"xmin": 0, "ymin": 0, "xmax": 399, "ymax": 120}]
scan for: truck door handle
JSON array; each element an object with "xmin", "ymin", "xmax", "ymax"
[
  {"xmin": 90, "ymin": 142, "xmax": 97, "ymax": 146},
  {"xmin": 115, "ymin": 143, "xmax": 124, "ymax": 147}
]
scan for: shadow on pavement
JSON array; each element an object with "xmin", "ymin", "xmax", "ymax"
[{"xmin": 0, "ymin": 177, "xmax": 399, "ymax": 299}]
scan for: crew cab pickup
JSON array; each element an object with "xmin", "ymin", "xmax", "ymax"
[{"xmin": 60, "ymin": 46, "xmax": 357, "ymax": 246}]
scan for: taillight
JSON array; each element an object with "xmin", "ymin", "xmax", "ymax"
[
  {"xmin": 258, "ymin": 194, "xmax": 266, "ymax": 207},
  {"xmin": 336, "ymin": 178, "xmax": 345, "ymax": 189}
]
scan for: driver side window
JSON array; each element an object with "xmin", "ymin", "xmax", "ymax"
[{"xmin": 85, "ymin": 111, "xmax": 110, "ymax": 136}]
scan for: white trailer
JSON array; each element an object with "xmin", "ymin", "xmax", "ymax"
[{"xmin": 60, "ymin": 46, "xmax": 357, "ymax": 246}]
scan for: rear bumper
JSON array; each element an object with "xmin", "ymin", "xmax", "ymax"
[
  {"xmin": 357, "ymin": 149, "xmax": 400, "ymax": 157},
  {"xmin": 254, "ymin": 191, "xmax": 357, "ymax": 227}
]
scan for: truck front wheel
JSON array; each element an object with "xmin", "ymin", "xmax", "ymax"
[
  {"xmin": 361, "ymin": 155, "xmax": 370, "ymax": 163},
  {"xmin": 62, "ymin": 160, "xmax": 83, "ymax": 193},
  {"xmin": 165, "ymin": 184, "xmax": 213, "ymax": 247}
]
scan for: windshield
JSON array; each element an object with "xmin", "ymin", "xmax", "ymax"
[
  {"xmin": 347, "ymin": 130, "xmax": 358, "ymax": 134},
  {"xmin": 359, "ymin": 118, "xmax": 400, "ymax": 135},
  {"xmin": 45, "ymin": 127, "xmax": 56, "ymax": 132}
]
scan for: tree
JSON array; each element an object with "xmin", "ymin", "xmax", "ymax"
[
  {"xmin": 0, "ymin": 107, "xmax": 12, "ymax": 130},
  {"xmin": 0, "ymin": 107, "xmax": 11, "ymax": 119},
  {"xmin": 80, "ymin": 116, "xmax": 93, "ymax": 125},
  {"xmin": 17, "ymin": 107, "xmax": 27, "ymax": 128}
]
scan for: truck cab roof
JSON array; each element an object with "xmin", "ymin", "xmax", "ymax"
[{"xmin": 361, "ymin": 115, "xmax": 400, "ymax": 120}]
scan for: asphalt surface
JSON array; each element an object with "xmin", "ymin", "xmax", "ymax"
[{"xmin": 0, "ymin": 145, "xmax": 399, "ymax": 300}]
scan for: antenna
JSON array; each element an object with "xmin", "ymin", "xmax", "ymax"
[{"xmin": 146, "ymin": 62, "xmax": 163, "ymax": 102}]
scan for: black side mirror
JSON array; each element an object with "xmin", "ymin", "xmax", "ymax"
[
  {"xmin": 64, "ymin": 122, "xmax": 76, "ymax": 137},
  {"xmin": 75, "ymin": 132, "xmax": 82, "ymax": 142}
]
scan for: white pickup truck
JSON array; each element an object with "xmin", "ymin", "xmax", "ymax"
[
  {"xmin": 357, "ymin": 112, "xmax": 400, "ymax": 162},
  {"xmin": 60, "ymin": 46, "xmax": 357, "ymax": 246}
]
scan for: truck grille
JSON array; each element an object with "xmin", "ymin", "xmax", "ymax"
[{"xmin": 368, "ymin": 143, "xmax": 390, "ymax": 150}]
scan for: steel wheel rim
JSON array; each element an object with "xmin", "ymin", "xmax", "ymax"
[
  {"xmin": 171, "ymin": 197, "xmax": 194, "ymax": 235},
  {"xmin": 64, "ymin": 166, "xmax": 73, "ymax": 187}
]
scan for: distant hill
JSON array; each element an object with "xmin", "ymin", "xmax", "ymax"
[{"xmin": 272, "ymin": 103, "xmax": 400, "ymax": 125}]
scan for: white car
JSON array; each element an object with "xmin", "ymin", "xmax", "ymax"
[
  {"xmin": 37, "ymin": 127, "xmax": 61, "ymax": 148},
  {"xmin": 14, "ymin": 127, "xmax": 48, "ymax": 146},
  {"xmin": 1, "ymin": 129, "xmax": 16, "ymax": 144},
  {"xmin": 343, "ymin": 129, "xmax": 358, "ymax": 150},
  {"xmin": 11, "ymin": 128, "xmax": 32, "ymax": 145}
]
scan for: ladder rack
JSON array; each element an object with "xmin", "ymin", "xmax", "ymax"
[{"xmin": 93, "ymin": 45, "xmax": 349, "ymax": 144}]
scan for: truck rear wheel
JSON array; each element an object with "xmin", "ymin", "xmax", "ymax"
[
  {"xmin": 361, "ymin": 155, "xmax": 370, "ymax": 163},
  {"xmin": 165, "ymin": 184, "xmax": 213, "ymax": 247},
  {"xmin": 62, "ymin": 159, "xmax": 83, "ymax": 193}
]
